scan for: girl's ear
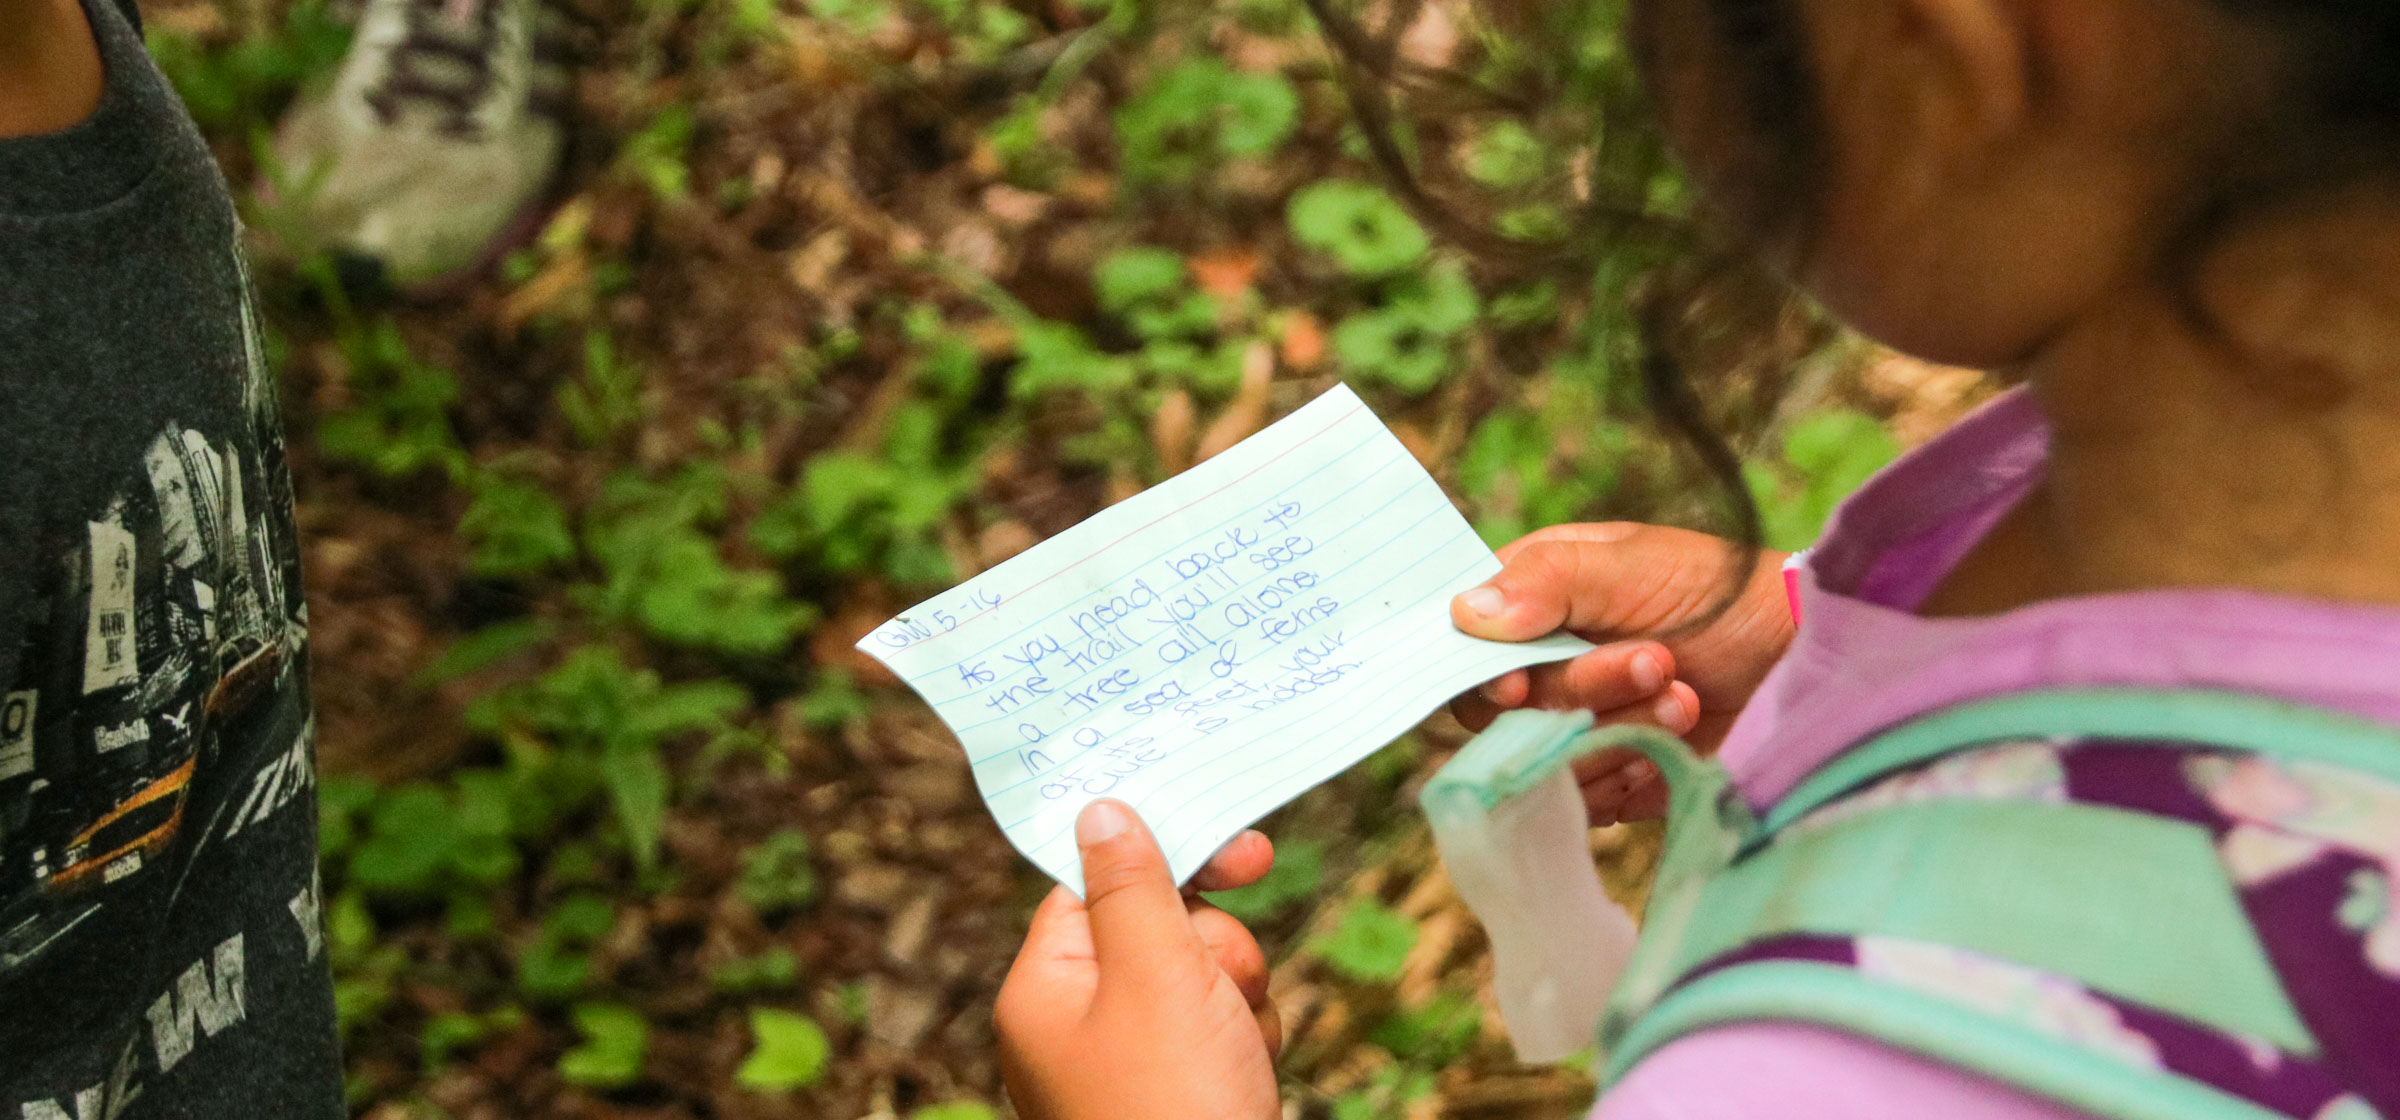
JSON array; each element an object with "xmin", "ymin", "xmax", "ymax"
[{"xmin": 1891, "ymin": 0, "xmax": 2033, "ymax": 159}]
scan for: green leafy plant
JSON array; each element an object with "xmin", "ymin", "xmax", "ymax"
[
  {"xmin": 422, "ymin": 1007, "xmax": 525, "ymax": 1066},
  {"xmin": 1747, "ymin": 409, "xmax": 1902, "ymax": 551},
  {"xmin": 913, "ymin": 1104, "xmax": 1001, "ymax": 1120},
  {"xmin": 518, "ymin": 893, "xmax": 617, "ymax": 1000},
  {"xmin": 1289, "ymin": 181, "xmax": 1431, "ymax": 278},
  {"xmin": 737, "ymin": 829, "xmax": 821, "ymax": 916},
  {"xmin": 325, "ymin": 887, "xmax": 405, "ymax": 1040},
  {"xmin": 796, "ymin": 668, "xmax": 874, "ymax": 731},
  {"xmin": 999, "ymin": 318, "xmax": 1140, "ymax": 402},
  {"xmin": 583, "ymin": 466, "xmax": 818, "ymax": 654},
  {"xmin": 735, "ymin": 1008, "xmax": 832, "ymax": 1092},
  {"xmin": 751, "ymin": 450, "xmax": 962, "ymax": 583},
  {"xmin": 836, "ymin": 979, "xmax": 871, "ymax": 1027},
  {"xmin": 719, "ymin": 0, "xmax": 790, "ymax": 43},
  {"xmin": 1464, "ymin": 120, "xmax": 1547, "ymax": 189},
  {"xmin": 1092, "ymin": 246, "xmax": 1248, "ymax": 396},
  {"xmin": 619, "ymin": 103, "xmax": 696, "ymax": 201},
  {"xmin": 1094, "ymin": 246, "xmax": 1187, "ymax": 315},
  {"xmin": 316, "ymin": 776, "xmax": 377, "ymax": 865},
  {"xmin": 1096, "ymin": 247, "xmax": 1224, "ymax": 339},
  {"xmin": 918, "ymin": 0, "xmax": 1036, "ymax": 61},
  {"xmin": 1368, "ymin": 990, "xmax": 1481, "ymax": 1065},
  {"xmin": 1457, "ymin": 402, "xmax": 1626, "ymax": 547},
  {"xmin": 806, "ymin": 0, "xmax": 897, "ymax": 37},
  {"xmin": 1331, "ymin": 262, "xmax": 1481, "ymax": 393},
  {"xmin": 561, "ymin": 330, "xmax": 647, "ymax": 448},
  {"xmin": 420, "ymin": 1011, "xmax": 488, "ymax": 1066},
  {"xmin": 415, "ymin": 620, "xmax": 554, "ymax": 686},
  {"xmin": 317, "ymin": 320, "xmax": 469, "ymax": 481},
  {"xmin": 1329, "ymin": 1065, "xmax": 1437, "ymax": 1120},
  {"xmin": 146, "ymin": 0, "xmax": 351, "ymax": 131},
  {"xmin": 339, "ymin": 778, "xmax": 518, "ymax": 900},
  {"xmin": 984, "ymin": 94, "xmax": 1061, "ymax": 186},
  {"xmin": 1117, "ymin": 59, "xmax": 1300, "ymax": 185},
  {"xmin": 557, "ymin": 1002, "xmax": 649, "ymax": 1089},
  {"xmin": 468, "ymin": 646, "xmax": 749, "ymax": 873},
  {"xmin": 747, "ymin": 306, "xmax": 989, "ymax": 583},
  {"xmin": 710, "ymin": 947, "xmax": 802, "ymax": 994},
  {"xmin": 1488, "ymin": 278, "xmax": 1561, "ymax": 329},
  {"xmin": 460, "ymin": 473, "xmax": 578, "ymax": 578},
  {"xmin": 1313, "ymin": 898, "xmax": 1418, "ymax": 985}
]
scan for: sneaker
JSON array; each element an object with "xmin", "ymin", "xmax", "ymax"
[{"xmin": 265, "ymin": 0, "xmax": 573, "ymax": 293}]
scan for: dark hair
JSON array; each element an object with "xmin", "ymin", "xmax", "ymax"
[
  {"xmin": 1297, "ymin": 0, "xmax": 1819, "ymax": 627},
  {"xmin": 2224, "ymin": 0, "xmax": 2400, "ymax": 127},
  {"xmin": 2164, "ymin": 1, "xmax": 2400, "ymax": 397},
  {"xmin": 1305, "ymin": 0, "xmax": 2400, "ymax": 623}
]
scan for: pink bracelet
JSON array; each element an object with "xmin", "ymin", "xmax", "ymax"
[{"xmin": 1781, "ymin": 549, "xmax": 1812, "ymax": 628}]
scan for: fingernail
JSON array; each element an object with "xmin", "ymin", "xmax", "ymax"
[
  {"xmin": 1077, "ymin": 799, "xmax": 1135, "ymax": 846},
  {"xmin": 1654, "ymin": 692, "xmax": 1686, "ymax": 729},
  {"xmin": 1481, "ymin": 676, "xmax": 1511, "ymax": 703},
  {"xmin": 1631, "ymin": 651, "xmax": 1665, "ymax": 693},
  {"xmin": 1629, "ymin": 759, "xmax": 1659, "ymax": 785},
  {"xmin": 1458, "ymin": 587, "xmax": 1505, "ymax": 618}
]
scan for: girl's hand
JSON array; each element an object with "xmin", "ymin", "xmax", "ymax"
[
  {"xmin": 996, "ymin": 801, "xmax": 1282, "ymax": 1120},
  {"xmin": 1449, "ymin": 523, "xmax": 1796, "ymax": 825}
]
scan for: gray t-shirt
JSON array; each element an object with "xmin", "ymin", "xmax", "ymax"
[{"xmin": 0, "ymin": 1, "xmax": 342, "ymax": 1115}]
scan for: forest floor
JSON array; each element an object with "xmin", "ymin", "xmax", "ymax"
[{"xmin": 140, "ymin": 0, "xmax": 1986, "ymax": 1116}]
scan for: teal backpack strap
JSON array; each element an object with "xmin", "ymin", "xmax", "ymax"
[
  {"xmin": 1645, "ymin": 797, "xmax": 2312, "ymax": 1052},
  {"xmin": 1587, "ymin": 692, "xmax": 2346, "ymax": 1119},
  {"xmin": 1572, "ymin": 725, "xmax": 1760, "ymax": 1053},
  {"xmin": 1768, "ymin": 688, "xmax": 2400, "ymax": 833}
]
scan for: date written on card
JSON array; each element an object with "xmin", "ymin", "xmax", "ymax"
[{"xmin": 856, "ymin": 385, "xmax": 1592, "ymax": 893}]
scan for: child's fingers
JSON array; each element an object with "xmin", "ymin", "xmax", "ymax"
[
  {"xmin": 1446, "ymin": 669, "xmax": 1524, "ymax": 732},
  {"xmin": 1449, "ymin": 643, "xmax": 1670, "ymax": 734},
  {"xmin": 1188, "ymin": 830, "xmax": 1274, "ymax": 894},
  {"xmin": 1187, "ymin": 904, "xmax": 1272, "ymax": 1009},
  {"xmin": 1188, "ymin": 904, "xmax": 1283, "ymax": 1058},
  {"xmin": 1589, "ymin": 680, "xmax": 1698, "ymax": 739},
  {"xmin": 1015, "ymin": 885, "xmax": 1098, "ymax": 967},
  {"xmin": 1510, "ymin": 641, "xmax": 1675, "ymax": 716},
  {"xmin": 1570, "ymin": 744, "xmax": 1648, "ymax": 788},
  {"xmin": 1580, "ymin": 758, "xmax": 1660, "ymax": 826},
  {"xmin": 1584, "ymin": 757, "xmax": 1668, "ymax": 824},
  {"xmin": 1616, "ymin": 764, "xmax": 1669, "ymax": 821},
  {"xmin": 995, "ymin": 888, "xmax": 1098, "ymax": 1045},
  {"xmin": 1448, "ymin": 691, "xmax": 1500, "ymax": 733},
  {"xmin": 1075, "ymin": 800, "xmax": 1210, "ymax": 984},
  {"xmin": 1574, "ymin": 682, "xmax": 1698, "ymax": 824},
  {"xmin": 1648, "ymin": 681, "xmax": 1702, "ymax": 737},
  {"xmin": 1480, "ymin": 669, "xmax": 1531, "ymax": 707}
]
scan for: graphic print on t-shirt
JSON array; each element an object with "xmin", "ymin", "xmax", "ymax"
[
  {"xmin": 0, "ymin": 0, "xmax": 341, "ymax": 1110},
  {"xmin": 0, "ymin": 271, "xmax": 310, "ymax": 981}
]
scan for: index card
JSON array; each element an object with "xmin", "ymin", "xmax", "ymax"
[{"xmin": 856, "ymin": 384, "xmax": 1595, "ymax": 892}]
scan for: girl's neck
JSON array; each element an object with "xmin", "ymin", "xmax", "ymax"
[
  {"xmin": 1928, "ymin": 192, "xmax": 2400, "ymax": 616},
  {"xmin": 0, "ymin": 0, "xmax": 103, "ymax": 140}
]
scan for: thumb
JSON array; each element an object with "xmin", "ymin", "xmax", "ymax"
[
  {"xmin": 1453, "ymin": 527, "xmax": 1753, "ymax": 643},
  {"xmin": 1076, "ymin": 800, "xmax": 1207, "ymax": 984}
]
